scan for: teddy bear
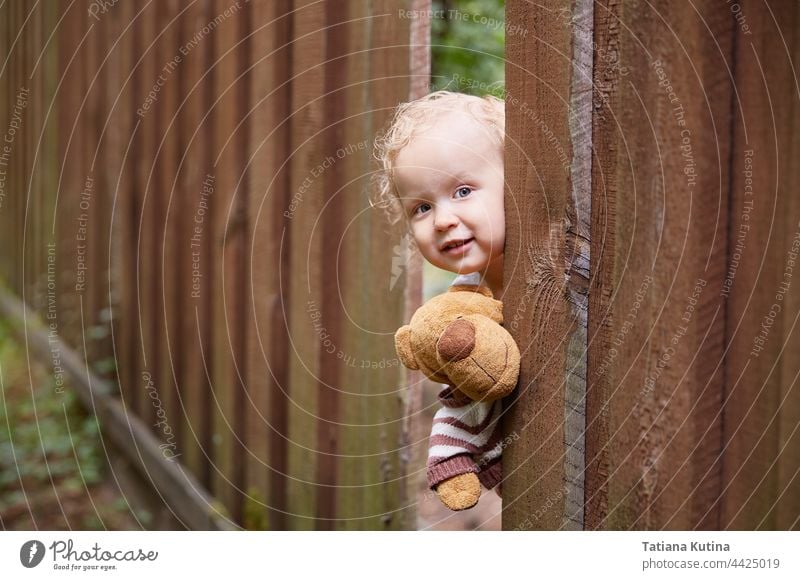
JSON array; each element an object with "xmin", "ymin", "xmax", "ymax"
[{"xmin": 394, "ymin": 282, "xmax": 520, "ymax": 510}]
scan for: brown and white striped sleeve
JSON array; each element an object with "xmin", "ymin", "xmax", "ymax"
[{"xmin": 426, "ymin": 385, "xmax": 504, "ymax": 490}]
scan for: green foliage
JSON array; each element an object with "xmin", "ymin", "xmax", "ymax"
[
  {"xmin": 0, "ymin": 317, "xmax": 132, "ymax": 529},
  {"xmin": 242, "ymin": 486, "xmax": 270, "ymax": 530},
  {"xmin": 430, "ymin": 0, "xmax": 505, "ymax": 98}
]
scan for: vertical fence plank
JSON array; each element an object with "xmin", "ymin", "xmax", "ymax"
[
  {"xmin": 18, "ymin": 0, "xmax": 27, "ymax": 300},
  {"xmin": 776, "ymin": 3, "xmax": 800, "ymax": 530},
  {"xmin": 680, "ymin": 1, "xmax": 734, "ymax": 531},
  {"xmin": 324, "ymin": 0, "xmax": 370, "ymax": 531},
  {"xmin": 177, "ymin": 0, "xmax": 214, "ymax": 493},
  {"xmin": 16, "ymin": 0, "xmax": 25, "ymax": 296},
  {"xmin": 56, "ymin": 0, "xmax": 86, "ymax": 351},
  {"xmin": 587, "ymin": 0, "xmax": 729, "ymax": 531},
  {"xmin": 593, "ymin": 0, "xmax": 733, "ymax": 531},
  {"xmin": 93, "ymin": 0, "xmax": 117, "ymax": 382},
  {"xmin": 40, "ymin": 0, "xmax": 59, "ymax": 343},
  {"xmin": 83, "ymin": 0, "xmax": 103, "ymax": 372},
  {"xmin": 503, "ymin": 0, "xmax": 573, "ymax": 531},
  {"xmin": 723, "ymin": 0, "xmax": 800, "ymax": 530},
  {"xmin": 6, "ymin": 0, "xmax": 14, "ymax": 292},
  {"xmin": 209, "ymin": 0, "xmax": 248, "ymax": 522},
  {"xmin": 244, "ymin": 0, "xmax": 292, "ymax": 530},
  {"xmin": 284, "ymin": 0, "xmax": 325, "ymax": 530},
  {"xmin": 115, "ymin": 0, "xmax": 141, "ymax": 423},
  {"xmin": 27, "ymin": 2, "xmax": 44, "ymax": 315},
  {"xmin": 334, "ymin": 3, "xmax": 416, "ymax": 530},
  {"xmin": 11, "ymin": 1, "xmax": 23, "ymax": 294},
  {"xmin": 313, "ymin": 1, "xmax": 347, "ymax": 530},
  {"xmin": 0, "ymin": 1, "xmax": 8, "ymax": 274},
  {"xmin": 231, "ymin": 2, "xmax": 251, "ymax": 527},
  {"xmin": 149, "ymin": 2, "xmax": 170, "ymax": 438},
  {"xmin": 590, "ymin": 1, "xmax": 663, "ymax": 531},
  {"xmin": 231, "ymin": 3, "xmax": 251, "ymax": 529},
  {"xmin": 156, "ymin": 0, "xmax": 184, "ymax": 466},
  {"xmin": 22, "ymin": 0, "xmax": 34, "ymax": 306},
  {"xmin": 135, "ymin": 2, "xmax": 160, "ymax": 427},
  {"xmin": 399, "ymin": 0, "xmax": 430, "ymax": 523}
]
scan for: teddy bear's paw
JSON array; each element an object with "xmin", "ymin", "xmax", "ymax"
[{"xmin": 435, "ymin": 472, "xmax": 481, "ymax": 511}]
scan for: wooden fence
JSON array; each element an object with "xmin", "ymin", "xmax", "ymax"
[
  {"xmin": 504, "ymin": 0, "xmax": 800, "ymax": 530},
  {"xmin": 3, "ymin": 0, "xmax": 800, "ymax": 531},
  {"xmin": 0, "ymin": 0, "xmax": 429, "ymax": 530}
]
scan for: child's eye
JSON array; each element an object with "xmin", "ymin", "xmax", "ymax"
[
  {"xmin": 412, "ymin": 202, "xmax": 432, "ymax": 216},
  {"xmin": 455, "ymin": 186, "xmax": 472, "ymax": 198}
]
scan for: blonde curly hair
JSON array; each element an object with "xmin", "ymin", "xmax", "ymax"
[{"xmin": 371, "ymin": 90, "xmax": 504, "ymax": 229}]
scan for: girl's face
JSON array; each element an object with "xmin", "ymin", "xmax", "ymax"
[{"xmin": 394, "ymin": 112, "xmax": 505, "ymax": 279}]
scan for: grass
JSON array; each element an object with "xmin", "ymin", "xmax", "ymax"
[{"xmin": 0, "ymin": 316, "xmax": 141, "ymax": 530}]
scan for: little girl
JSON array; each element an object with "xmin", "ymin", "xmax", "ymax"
[{"xmin": 372, "ymin": 91, "xmax": 508, "ymax": 509}]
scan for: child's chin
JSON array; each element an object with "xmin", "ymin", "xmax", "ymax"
[
  {"xmin": 452, "ymin": 263, "xmax": 486, "ymax": 275},
  {"xmin": 433, "ymin": 252, "xmax": 486, "ymax": 274}
]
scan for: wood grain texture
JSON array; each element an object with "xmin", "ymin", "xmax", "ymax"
[
  {"xmin": 402, "ymin": 0, "xmax": 429, "ymax": 525},
  {"xmin": 333, "ymin": 0, "xmax": 416, "ymax": 531},
  {"xmin": 137, "ymin": 2, "xmax": 160, "ymax": 427},
  {"xmin": 157, "ymin": 0, "xmax": 183, "ymax": 461},
  {"xmin": 506, "ymin": 0, "xmax": 737, "ymax": 530},
  {"xmin": 209, "ymin": 0, "xmax": 248, "ymax": 523},
  {"xmin": 563, "ymin": 0, "xmax": 593, "ymax": 531},
  {"xmin": 243, "ymin": 0, "xmax": 292, "ymax": 531},
  {"xmin": 0, "ymin": 2, "xmax": 7, "ymax": 276},
  {"xmin": 775, "ymin": 3, "xmax": 800, "ymax": 531},
  {"xmin": 284, "ymin": 0, "xmax": 326, "ymax": 530},
  {"xmin": 722, "ymin": 0, "xmax": 800, "ymax": 530},
  {"xmin": 115, "ymin": 0, "xmax": 141, "ymax": 415},
  {"xmin": 588, "ymin": 0, "xmax": 734, "ymax": 530},
  {"xmin": 55, "ymin": 0, "xmax": 89, "ymax": 352},
  {"xmin": 504, "ymin": 0, "xmax": 573, "ymax": 531},
  {"xmin": 1, "ymin": 0, "xmax": 423, "ymax": 531},
  {"xmin": 176, "ymin": 0, "xmax": 213, "ymax": 490}
]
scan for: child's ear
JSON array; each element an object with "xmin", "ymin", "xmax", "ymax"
[{"xmin": 394, "ymin": 325, "xmax": 419, "ymax": 370}]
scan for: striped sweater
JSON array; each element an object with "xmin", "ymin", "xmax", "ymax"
[
  {"xmin": 426, "ymin": 272, "xmax": 504, "ymax": 491},
  {"xmin": 427, "ymin": 385, "xmax": 504, "ymax": 491}
]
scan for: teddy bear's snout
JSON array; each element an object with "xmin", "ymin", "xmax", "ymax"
[{"xmin": 436, "ymin": 319, "xmax": 477, "ymax": 362}]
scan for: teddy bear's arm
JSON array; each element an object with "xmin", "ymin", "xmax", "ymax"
[
  {"xmin": 426, "ymin": 395, "xmax": 503, "ymax": 488},
  {"xmin": 428, "ymin": 400, "xmax": 501, "ymax": 510}
]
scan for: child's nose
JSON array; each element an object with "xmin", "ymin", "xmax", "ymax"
[{"xmin": 433, "ymin": 208, "xmax": 459, "ymax": 230}]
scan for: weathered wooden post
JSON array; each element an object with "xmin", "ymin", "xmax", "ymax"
[{"xmin": 503, "ymin": 0, "xmax": 800, "ymax": 530}]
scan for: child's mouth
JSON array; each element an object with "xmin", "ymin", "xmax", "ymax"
[{"xmin": 442, "ymin": 238, "xmax": 474, "ymax": 255}]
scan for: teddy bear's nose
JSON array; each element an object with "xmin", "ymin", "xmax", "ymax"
[{"xmin": 436, "ymin": 318, "xmax": 477, "ymax": 362}]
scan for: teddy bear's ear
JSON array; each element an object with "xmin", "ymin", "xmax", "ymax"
[{"xmin": 394, "ymin": 325, "xmax": 420, "ymax": 370}]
